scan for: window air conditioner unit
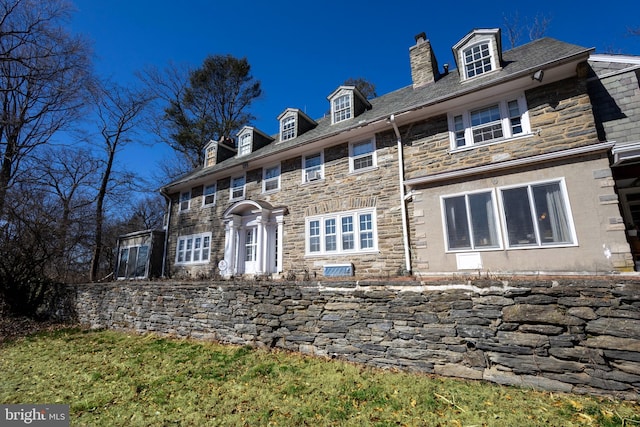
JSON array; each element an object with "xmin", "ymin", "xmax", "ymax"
[{"xmin": 306, "ymin": 170, "xmax": 321, "ymax": 181}]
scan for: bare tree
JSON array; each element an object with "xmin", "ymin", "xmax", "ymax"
[
  {"xmin": 88, "ymin": 81, "xmax": 153, "ymax": 282},
  {"xmin": 0, "ymin": 0, "xmax": 92, "ymax": 216},
  {"xmin": 28, "ymin": 146, "xmax": 100, "ymax": 282},
  {"xmin": 344, "ymin": 77, "xmax": 377, "ymax": 99},
  {"xmin": 503, "ymin": 12, "xmax": 551, "ymax": 49}
]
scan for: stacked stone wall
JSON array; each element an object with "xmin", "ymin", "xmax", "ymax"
[{"xmin": 73, "ymin": 278, "xmax": 640, "ymax": 400}]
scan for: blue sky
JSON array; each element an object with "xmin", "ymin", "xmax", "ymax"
[{"xmin": 69, "ymin": 0, "xmax": 640, "ymax": 187}]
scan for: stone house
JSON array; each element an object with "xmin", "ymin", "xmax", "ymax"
[{"xmin": 159, "ymin": 28, "xmax": 638, "ymax": 279}]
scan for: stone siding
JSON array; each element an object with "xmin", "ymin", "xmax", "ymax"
[
  {"xmin": 402, "ymin": 76, "xmax": 599, "ymax": 180},
  {"xmin": 167, "ymin": 133, "xmax": 406, "ymax": 279},
  {"xmin": 74, "ymin": 278, "xmax": 640, "ymax": 400}
]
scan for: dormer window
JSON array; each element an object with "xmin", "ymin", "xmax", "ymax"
[
  {"xmin": 277, "ymin": 108, "xmax": 317, "ymax": 142},
  {"xmin": 464, "ymin": 42, "xmax": 492, "ymax": 78},
  {"xmin": 281, "ymin": 116, "xmax": 296, "ymax": 141},
  {"xmin": 328, "ymin": 86, "xmax": 371, "ymax": 125},
  {"xmin": 333, "ymin": 94, "xmax": 352, "ymax": 123},
  {"xmin": 453, "ymin": 29, "xmax": 502, "ymax": 82},
  {"xmin": 236, "ymin": 126, "xmax": 275, "ymax": 153},
  {"xmin": 238, "ymin": 132, "xmax": 252, "ymax": 156},
  {"xmin": 205, "ymin": 145, "xmax": 216, "ymax": 167}
]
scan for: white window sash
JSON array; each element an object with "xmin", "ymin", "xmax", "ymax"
[
  {"xmin": 448, "ymin": 95, "xmax": 530, "ymax": 150},
  {"xmin": 176, "ymin": 233, "xmax": 212, "ymax": 265},
  {"xmin": 305, "ymin": 209, "xmax": 378, "ymax": 255}
]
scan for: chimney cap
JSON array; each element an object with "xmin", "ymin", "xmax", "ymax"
[{"xmin": 414, "ymin": 32, "xmax": 427, "ymax": 44}]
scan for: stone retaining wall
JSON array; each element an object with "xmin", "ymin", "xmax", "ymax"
[{"xmin": 72, "ymin": 278, "xmax": 640, "ymax": 400}]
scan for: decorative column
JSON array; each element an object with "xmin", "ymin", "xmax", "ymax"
[{"xmin": 223, "ymin": 214, "xmax": 241, "ymax": 277}]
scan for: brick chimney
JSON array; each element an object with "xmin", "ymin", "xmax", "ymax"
[{"xmin": 409, "ymin": 32, "xmax": 440, "ymax": 88}]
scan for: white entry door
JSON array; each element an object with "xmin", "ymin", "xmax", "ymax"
[{"xmin": 243, "ymin": 226, "xmax": 258, "ymax": 274}]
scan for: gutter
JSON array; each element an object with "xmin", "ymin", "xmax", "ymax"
[
  {"xmin": 160, "ymin": 189, "xmax": 172, "ymax": 278},
  {"xmin": 389, "ymin": 114, "xmax": 412, "ymax": 275}
]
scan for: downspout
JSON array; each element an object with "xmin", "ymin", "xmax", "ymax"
[
  {"xmin": 389, "ymin": 114, "xmax": 412, "ymax": 274},
  {"xmin": 160, "ymin": 189, "xmax": 172, "ymax": 278}
]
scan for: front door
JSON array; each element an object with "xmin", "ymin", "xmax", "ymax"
[{"xmin": 243, "ymin": 226, "xmax": 258, "ymax": 274}]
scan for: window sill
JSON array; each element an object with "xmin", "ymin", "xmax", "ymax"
[
  {"xmin": 349, "ymin": 166, "xmax": 379, "ymax": 175},
  {"xmin": 262, "ymin": 188, "xmax": 281, "ymax": 195},
  {"xmin": 175, "ymin": 261, "xmax": 211, "ymax": 266},
  {"xmin": 445, "ymin": 242, "xmax": 578, "ymax": 253},
  {"xmin": 301, "ymin": 178, "xmax": 325, "ymax": 186},
  {"xmin": 305, "ymin": 249, "xmax": 379, "ymax": 257},
  {"xmin": 449, "ymin": 133, "xmax": 534, "ymax": 154}
]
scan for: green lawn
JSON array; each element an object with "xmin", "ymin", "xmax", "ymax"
[{"xmin": 1, "ymin": 328, "xmax": 638, "ymax": 426}]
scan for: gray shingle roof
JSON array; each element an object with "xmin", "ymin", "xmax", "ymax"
[{"xmin": 163, "ymin": 37, "xmax": 592, "ymax": 191}]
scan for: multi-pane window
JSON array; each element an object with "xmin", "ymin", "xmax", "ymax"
[
  {"xmin": 449, "ymin": 96, "xmax": 529, "ymax": 149},
  {"xmin": 303, "ymin": 152, "xmax": 323, "ymax": 182},
  {"xmin": 464, "ymin": 42, "xmax": 492, "ymax": 78},
  {"xmin": 263, "ymin": 164, "xmax": 280, "ymax": 192},
  {"xmin": 442, "ymin": 179, "xmax": 575, "ymax": 252},
  {"xmin": 205, "ymin": 146, "xmax": 216, "ymax": 167},
  {"xmin": 281, "ymin": 116, "xmax": 296, "ymax": 141},
  {"xmin": 238, "ymin": 133, "xmax": 252, "ymax": 156},
  {"xmin": 245, "ymin": 229, "xmax": 257, "ymax": 262},
  {"xmin": 501, "ymin": 181, "xmax": 574, "ymax": 247},
  {"xmin": 203, "ymin": 184, "xmax": 216, "ymax": 206},
  {"xmin": 332, "ymin": 94, "xmax": 351, "ymax": 123},
  {"xmin": 230, "ymin": 176, "xmax": 245, "ymax": 200},
  {"xmin": 306, "ymin": 209, "xmax": 377, "ymax": 254},
  {"xmin": 350, "ymin": 139, "xmax": 376, "ymax": 171},
  {"xmin": 176, "ymin": 233, "xmax": 211, "ymax": 264},
  {"xmin": 179, "ymin": 191, "xmax": 190, "ymax": 212}
]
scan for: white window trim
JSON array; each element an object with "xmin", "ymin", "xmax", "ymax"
[
  {"xmin": 349, "ymin": 138, "xmax": 377, "ymax": 173},
  {"xmin": 459, "ymin": 38, "xmax": 498, "ymax": 81},
  {"xmin": 202, "ymin": 183, "xmax": 216, "ymax": 207},
  {"xmin": 497, "ymin": 178, "xmax": 578, "ymax": 250},
  {"xmin": 179, "ymin": 191, "xmax": 191, "ymax": 212},
  {"xmin": 447, "ymin": 93, "xmax": 532, "ymax": 151},
  {"xmin": 440, "ymin": 188, "xmax": 504, "ymax": 252},
  {"xmin": 302, "ymin": 151, "xmax": 324, "ymax": 183},
  {"xmin": 331, "ymin": 93, "xmax": 352, "ymax": 124},
  {"xmin": 238, "ymin": 132, "xmax": 252, "ymax": 157},
  {"xmin": 262, "ymin": 163, "xmax": 281, "ymax": 193},
  {"xmin": 280, "ymin": 115, "xmax": 296, "ymax": 141},
  {"xmin": 441, "ymin": 178, "xmax": 578, "ymax": 253},
  {"xmin": 175, "ymin": 232, "xmax": 212, "ymax": 265},
  {"xmin": 230, "ymin": 175, "xmax": 246, "ymax": 201},
  {"xmin": 305, "ymin": 208, "xmax": 378, "ymax": 256},
  {"xmin": 205, "ymin": 146, "xmax": 216, "ymax": 167}
]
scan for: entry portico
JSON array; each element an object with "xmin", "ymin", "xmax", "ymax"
[{"xmin": 221, "ymin": 200, "xmax": 287, "ymax": 277}]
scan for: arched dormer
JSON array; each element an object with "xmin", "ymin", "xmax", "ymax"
[
  {"xmin": 235, "ymin": 126, "xmax": 275, "ymax": 157},
  {"xmin": 327, "ymin": 86, "xmax": 372, "ymax": 125},
  {"xmin": 277, "ymin": 108, "xmax": 317, "ymax": 142},
  {"xmin": 452, "ymin": 28, "xmax": 503, "ymax": 81}
]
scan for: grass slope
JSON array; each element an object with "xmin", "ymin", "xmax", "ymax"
[{"xmin": 1, "ymin": 328, "xmax": 638, "ymax": 426}]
